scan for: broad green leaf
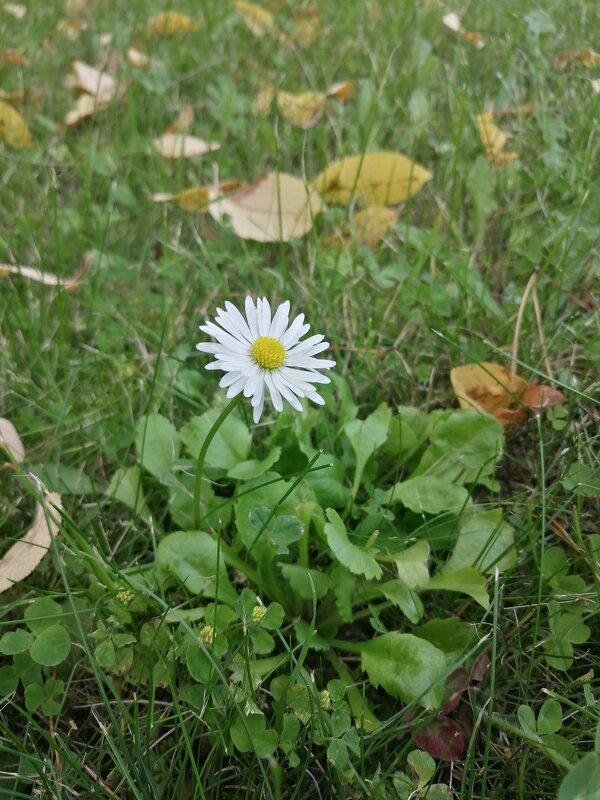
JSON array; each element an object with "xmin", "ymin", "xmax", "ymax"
[
  {"xmin": 445, "ymin": 508, "xmax": 515, "ymax": 574},
  {"xmin": 324, "ymin": 509, "xmax": 382, "ymax": 580},
  {"xmin": 304, "ymin": 453, "xmax": 351, "ymax": 508},
  {"xmin": 294, "ymin": 620, "xmax": 329, "ymax": 651},
  {"xmin": 29, "ymin": 463, "xmax": 94, "ymax": 495},
  {"xmin": 95, "ymin": 639, "xmax": 116, "ymax": 668},
  {"xmin": 361, "ymin": 632, "xmax": 447, "ymax": 709},
  {"xmin": 344, "ymin": 403, "xmax": 391, "ymax": 494},
  {"xmin": 427, "ymin": 567, "xmax": 489, "ymax": 608},
  {"xmin": 537, "ymin": 699, "xmax": 563, "ymax": 735},
  {"xmin": 157, "ymin": 531, "xmax": 237, "ymax": 604},
  {"xmin": 542, "ymin": 733, "xmax": 577, "ymax": 764},
  {"xmin": 557, "ymin": 752, "xmax": 600, "ymax": 800},
  {"xmin": 518, "ymin": 705, "xmax": 538, "ymax": 738},
  {"xmin": 25, "ymin": 598, "xmax": 63, "ymax": 634},
  {"xmin": 186, "ymin": 644, "xmax": 214, "ymax": 683},
  {"xmin": 0, "ymin": 630, "xmax": 34, "ymax": 655},
  {"xmin": 407, "ymin": 749, "xmax": 436, "ymax": 789},
  {"xmin": 227, "ymin": 446, "xmax": 281, "ymax": 479},
  {"xmin": 380, "ymin": 580, "xmax": 423, "ymax": 623},
  {"xmin": 106, "ymin": 466, "xmax": 150, "ymax": 519},
  {"xmin": 135, "ymin": 414, "xmax": 180, "ymax": 481},
  {"xmin": 181, "ymin": 409, "xmax": 251, "ymax": 470},
  {"xmin": 279, "ymin": 713, "xmax": 300, "ymax": 753},
  {"xmin": 0, "ymin": 666, "xmax": 18, "ymax": 696},
  {"xmin": 379, "ymin": 475, "xmax": 469, "ymax": 515},
  {"xmin": 413, "ymin": 410, "xmax": 504, "ymax": 485},
  {"xmin": 281, "ymin": 563, "xmax": 331, "ymax": 600},
  {"xmin": 24, "ymin": 683, "xmax": 44, "ymax": 712},
  {"xmin": 331, "ymin": 565, "xmax": 355, "ymax": 622},
  {"xmin": 394, "ymin": 540, "xmax": 430, "ymax": 590},
  {"xmin": 248, "ymin": 508, "xmax": 303, "ymax": 555},
  {"xmin": 326, "ymin": 738, "xmax": 349, "ymax": 769},
  {"xmin": 235, "ymin": 473, "xmax": 300, "ymax": 551},
  {"xmin": 230, "ymin": 713, "xmax": 278, "ymax": 758},
  {"xmin": 29, "ymin": 625, "xmax": 71, "ymax": 667},
  {"xmin": 413, "ymin": 617, "xmax": 474, "ymax": 657}
]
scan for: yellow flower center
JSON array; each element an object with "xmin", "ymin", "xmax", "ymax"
[{"xmin": 250, "ymin": 336, "xmax": 286, "ymax": 370}]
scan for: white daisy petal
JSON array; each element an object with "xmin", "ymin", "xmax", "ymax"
[
  {"xmin": 253, "ymin": 394, "xmax": 264, "ymax": 423},
  {"xmin": 223, "ymin": 301, "xmax": 253, "ymax": 341},
  {"xmin": 269, "ymin": 300, "xmax": 290, "ymax": 339},
  {"xmin": 220, "ymin": 371, "xmax": 243, "ymax": 388},
  {"xmin": 280, "ymin": 314, "xmax": 309, "ymax": 348},
  {"xmin": 245, "ymin": 296, "xmax": 260, "ymax": 338},
  {"xmin": 272, "ymin": 372, "xmax": 304, "ymax": 411},
  {"xmin": 286, "ymin": 356, "xmax": 337, "ymax": 370},
  {"xmin": 226, "ymin": 375, "xmax": 247, "ymax": 398},
  {"xmin": 264, "ymin": 372, "xmax": 283, "ymax": 412}
]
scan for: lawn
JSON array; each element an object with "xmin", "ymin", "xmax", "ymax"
[{"xmin": 1, "ymin": 0, "xmax": 599, "ymax": 798}]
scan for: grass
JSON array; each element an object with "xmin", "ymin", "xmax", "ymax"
[{"xmin": 1, "ymin": 0, "xmax": 599, "ymax": 797}]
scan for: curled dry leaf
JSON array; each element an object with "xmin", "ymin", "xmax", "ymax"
[
  {"xmin": 0, "ymin": 98, "xmax": 33, "ymax": 147},
  {"xmin": 65, "ymin": 93, "xmax": 108, "ymax": 125},
  {"xmin": 69, "ymin": 60, "xmax": 116, "ymax": 104},
  {"xmin": 313, "ymin": 152, "xmax": 432, "ymax": 207},
  {"xmin": 151, "ymin": 180, "xmax": 245, "ymax": 212},
  {"xmin": 3, "ymin": 3, "xmax": 26, "ymax": 19},
  {"xmin": 476, "ymin": 112, "xmax": 518, "ymax": 166},
  {"xmin": 207, "ymin": 172, "xmax": 322, "ymax": 242},
  {"xmin": 443, "ymin": 12, "xmax": 484, "ymax": 49},
  {"xmin": 276, "ymin": 89, "xmax": 325, "ymax": 128},
  {"xmin": 0, "ymin": 252, "xmax": 91, "ymax": 290},
  {"xmin": 1, "ymin": 48, "xmax": 28, "ymax": 65},
  {"xmin": 0, "ymin": 418, "xmax": 25, "ymax": 463},
  {"xmin": 233, "ymin": 1, "xmax": 275, "ymax": 36},
  {"xmin": 324, "ymin": 206, "xmax": 399, "ymax": 250},
  {"xmin": 0, "ymin": 491, "xmax": 62, "ymax": 594},
  {"xmin": 127, "ymin": 46, "xmax": 152, "ymax": 68},
  {"xmin": 56, "ymin": 16, "xmax": 87, "ymax": 40},
  {"xmin": 280, "ymin": 10, "xmax": 322, "ymax": 47},
  {"xmin": 326, "ymin": 80, "xmax": 355, "ymax": 103},
  {"xmin": 450, "ymin": 362, "xmax": 565, "ymax": 428},
  {"xmin": 553, "ymin": 47, "xmax": 600, "ymax": 69},
  {"xmin": 164, "ymin": 104, "xmax": 194, "ymax": 135},
  {"xmin": 153, "ymin": 134, "xmax": 220, "ymax": 159},
  {"xmin": 147, "ymin": 11, "xmax": 200, "ymax": 35}
]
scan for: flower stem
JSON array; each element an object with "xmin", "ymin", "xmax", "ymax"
[{"xmin": 193, "ymin": 396, "xmax": 240, "ymax": 529}]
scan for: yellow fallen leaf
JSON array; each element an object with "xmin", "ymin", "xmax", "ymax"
[
  {"xmin": 0, "ymin": 418, "xmax": 25, "ymax": 463},
  {"xmin": 127, "ymin": 46, "xmax": 151, "ymax": 68},
  {"xmin": 0, "ymin": 491, "xmax": 62, "ymax": 594},
  {"xmin": 553, "ymin": 46, "xmax": 600, "ymax": 69},
  {"xmin": 56, "ymin": 17, "xmax": 87, "ymax": 40},
  {"xmin": 276, "ymin": 90, "xmax": 325, "ymax": 129},
  {"xmin": 327, "ymin": 80, "xmax": 355, "ymax": 103},
  {"xmin": 3, "ymin": 3, "xmax": 26, "ymax": 19},
  {"xmin": 351, "ymin": 206, "xmax": 399, "ymax": 247},
  {"xmin": 164, "ymin": 105, "xmax": 194, "ymax": 134},
  {"xmin": 253, "ymin": 84, "xmax": 275, "ymax": 115},
  {"xmin": 443, "ymin": 12, "xmax": 484, "ymax": 49},
  {"xmin": 64, "ymin": 0, "xmax": 90, "ymax": 12},
  {"xmin": 69, "ymin": 59, "xmax": 116, "ymax": 104},
  {"xmin": 233, "ymin": 1, "xmax": 274, "ymax": 36},
  {"xmin": 0, "ymin": 253, "xmax": 90, "ymax": 288},
  {"xmin": 153, "ymin": 134, "xmax": 220, "ymax": 159},
  {"xmin": 476, "ymin": 112, "xmax": 518, "ymax": 166},
  {"xmin": 207, "ymin": 172, "xmax": 322, "ymax": 242},
  {"xmin": 312, "ymin": 152, "xmax": 433, "ymax": 207},
  {"xmin": 151, "ymin": 180, "xmax": 246, "ymax": 212},
  {"xmin": 0, "ymin": 98, "xmax": 33, "ymax": 147},
  {"xmin": 288, "ymin": 12, "xmax": 320, "ymax": 46},
  {"xmin": 147, "ymin": 11, "xmax": 200, "ymax": 35},
  {"xmin": 1, "ymin": 48, "xmax": 28, "ymax": 65}
]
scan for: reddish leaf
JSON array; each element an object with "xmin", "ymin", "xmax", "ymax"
[
  {"xmin": 415, "ymin": 718, "xmax": 466, "ymax": 761},
  {"xmin": 440, "ymin": 668, "xmax": 468, "ymax": 715},
  {"xmin": 521, "ymin": 384, "xmax": 566, "ymax": 411}
]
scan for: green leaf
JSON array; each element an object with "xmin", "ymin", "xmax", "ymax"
[
  {"xmin": 446, "ymin": 508, "xmax": 515, "ymax": 575},
  {"xmin": 413, "ymin": 617, "xmax": 474, "ymax": 657},
  {"xmin": 0, "ymin": 630, "xmax": 35, "ymax": 655},
  {"xmin": 380, "ymin": 580, "xmax": 423, "ymax": 624},
  {"xmin": 279, "ymin": 713, "xmax": 300, "ymax": 754},
  {"xmin": 28, "ymin": 463, "xmax": 94, "ymax": 495},
  {"xmin": 136, "ymin": 413, "xmax": 180, "ymax": 482},
  {"xmin": 542, "ymin": 733, "xmax": 577, "ymax": 764},
  {"xmin": 427, "ymin": 567, "xmax": 489, "ymax": 608},
  {"xmin": 248, "ymin": 508, "xmax": 304, "ymax": 555},
  {"xmin": 344, "ymin": 403, "xmax": 392, "ymax": 494},
  {"xmin": 413, "ymin": 410, "xmax": 504, "ymax": 485},
  {"xmin": 106, "ymin": 466, "xmax": 150, "ymax": 519},
  {"xmin": 0, "ymin": 666, "xmax": 18, "ymax": 696},
  {"xmin": 407, "ymin": 749, "xmax": 435, "ymax": 789},
  {"xmin": 361, "ymin": 632, "xmax": 447, "ymax": 709},
  {"xmin": 25, "ymin": 598, "xmax": 63, "ymax": 634},
  {"xmin": 95, "ymin": 638, "xmax": 116, "ymax": 668},
  {"xmin": 230, "ymin": 713, "xmax": 278, "ymax": 758},
  {"xmin": 518, "ymin": 705, "xmax": 538, "ymax": 739},
  {"xmin": 181, "ymin": 409, "xmax": 250, "ymax": 471},
  {"xmin": 330, "ymin": 707, "xmax": 352, "ymax": 737},
  {"xmin": 186, "ymin": 644, "xmax": 213, "ymax": 683},
  {"xmin": 327, "ymin": 738, "xmax": 349, "ymax": 769},
  {"xmin": 394, "ymin": 541, "xmax": 430, "ymax": 590},
  {"xmin": 380, "ymin": 475, "xmax": 469, "ymax": 515},
  {"xmin": 294, "ymin": 620, "xmax": 330, "ymax": 651},
  {"xmin": 24, "ymin": 682, "xmax": 44, "ymax": 712},
  {"xmin": 281, "ymin": 563, "xmax": 331, "ymax": 601},
  {"xmin": 324, "ymin": 509, "xmax": 382, "ymax": 580},
  {"xmin": 557, "ymin": 753, "xmax": 600, "ymax": 800},
  {"xmin": 227, "ymin": 447, "xmax": 281, "ymax": 480},
  {"xmin": 331, "ymin": 566, "xmax": 355, "ymax": 622},
  {"xmin": 304, "ymin": 453, "xmax": 351, "ymax": 508},
  {"xmin": 29, "ymin": 625, "xmax": 71, "ymax": 667},
  {"xmin": 157, "ymin": 531, "xmax": 237, "ymax": 604},
  {"xmin": 537, "ymin": 699, "xmax": 562, "ymax": 735},
  {"xmin": 235, "ymin": 473, "xmax": 301, "ymax": 551},
  {"xmin": 260, "ymin": 602, "xmax": 285, "ymax": 630}
]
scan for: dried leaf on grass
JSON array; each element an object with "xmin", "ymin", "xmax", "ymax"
[
  {"xmin": 442, "ymin": 12, "xmax": 484, "ymax": 49},
  {"xmin": 67, "ymin": 60, "xmax": 116, "ymax": 104},
  {"xmin": 127, "ymin": 46, "xmax": 152, "ymax": 68},
  {"xmin": 153, "ymin": 133, "xmax": 220, "ymax": 159},
  {"xmin": 0, "ymin": 418, "xmax": 25, "ymax": 463},
  {"xmin": 313, "ymin": 152, "xmax": 432, "ymax": 207},
  {"xmin": 147, "ymin": 11, "xmax": 200, "ymax": 35},
  {"xmin": 233, "ymin": 1, "xmax": 275, "ymax": 36},
  {"xmin": 326, "ymin": 80, "xmax": 355, "ymax": 103},
  {"xmin": 0, "ymin": 492, "xmax": 62, "ymax": 594},
  {"xmin": 56, "ymin": 17, "xmax": 87, "ymax": 41},
  {"xmin": 1, "ymin": 48, "xmax": 28, "ymax": 65},
  {"xmin": 0, "ymin": 252, "xmax": 91, "ymax": 290},
  {"xmin": 450, "ymin": 362, "xmax": 565, "ymax": 428},
  {"xmin": 324, "ymin": 206, "xmax": 399, "ymax": 250},
  {"xmin": 476, "ymin": 112, "xmax": 518, "ymax": 166},
  {"xmin": 163, "ymin": 105, "xmax": 194, "ymax": 134},
  {"xmin": 207, "ymin": 172, "xmax": 322, "ymax": 242},
  {"xmin": 151, "ymin": 180, "xmax": 245, "ymax": 212},
  {"xmin": 553, "ymin": 47, "xmax": 600, "ymax": 69},
  {"xmin": 276, "ymin": 89, "xmax": 326, "ymax": 128},
  {"xmin": 0, "ymin": 98, "xmax": 33, "ymax": 147},
  {"xmin": 3, "ymin": 3, "xmax": 26, "ymax": 19}
]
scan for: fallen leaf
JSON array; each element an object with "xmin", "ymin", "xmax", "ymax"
[
  {"xmin": 0, "ymin": 98, "xmax": 33, "ymax": 147},
  {"xmin": 324, "ymin": 206, "xmax": 399, "ymax": 250},
  {"xmin": 443, "ymin": 11, "xmax": 484, "ymax": 49},
  {"xmin": 207, "ymin": 172, "xmax": 322, "ymax": 242},
  {"xmin": 164, "ymin": 105, "xmax": 194, "ymax": 134},
  {"xmin": 327, "ymin": 80, "xmax": 355, "ymax": 103},
  {"xmin": 592, "ymin": 78, "xmax": 600, "ymax": 94},
  {"xmin": 276, "ymin": 89, "xmax": 326, "ymax": 128},
  {"xmin": 69, "ymin": 60, "xmax": 116, "ymax": 104},
  {"xmin": 313, "ymin": 152, "xmax": 432, "ymax": 207},
  {"xmin": 553, "ymin": 46, "xmax": 600, "ymax": 69},
  {"xmin": 0, "ymin": 253, "xmax": 91, "ymax": 289},
  {"xmin": 3, "ymin": 3, "xmax": 26, "ymax": 19},
  {"xmin": 233, "ymin": 1, "xmax": 275, "ymax": 36},
  {"xmin": 450, "ymin": 362, "xmax": 565, "ymax": 427},
  {"xmin": 65, "ymin": 93, "xmax": 109, "ymax": 125},
  {"xmin": 151, "ymin": 180, "xmax": 245, "ymax": 212},
  {"xmin": 153, "ymin": 134, "xmax": 220, "ymax": 159},
  {"xmin": 0, "ymin": 491, "xmax": 62, "ymax": 594},
  {"xmin": 64, "ymin": 0, "xmax": 90, "ymax": 13},
  {"xmin": 147, "ymin": 11, "xmax": 200, "ymax": 35},
  {"xmin": 476, "ymin": 112, "xmax": 518, "ymax": 166},
  {"xmin": 56, "ymin": 17, "xmax": 87, "ymax": 40},
  {"xmin": 0, "ymin": 419, "xmax": 25, "ymax": 463},
  {"xmin": 127, "ymin": 46, "xmax": 151, "ymax": 68},
  {"xmin": 1, "ymin": 48, "xmax": 28, "ymax": 65},
  {"xmin": 283, "ymin": 11, "xmax": 321, "ymax": 46},
  {"xmin": 253, "ymin": 84, "xmax": 275, "ymax": 115}
]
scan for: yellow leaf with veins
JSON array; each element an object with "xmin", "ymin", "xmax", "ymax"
[{"xmin": 0, "ymin": 98, "xmax": 32, "ymax": 147}]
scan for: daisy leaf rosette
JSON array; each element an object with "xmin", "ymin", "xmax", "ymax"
[{"xmin": 196, "ymin": 297, "xmax": 336, "ymax": 422}]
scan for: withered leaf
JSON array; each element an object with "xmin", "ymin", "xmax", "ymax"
[
  {"xmin": 233, "ymin": 1, "xmax": 275, "ymax": 36},
  {"xmin": 0, "ymin": 98, "xmax": 32, "ymax": 147},
  {"xmin": 153, "ymin": 134, "xmax": 220, "ymax": 158},
  {"xmin": 0, "ymin": 418, "xmax": 25, "ymax": 463},
  {"xmin": 443, "ymin": 12, "xmax": 484, "ymax": 49},
  {"xmin": 276, "ymin": 89, "xmax": 325, "ymax": 128},
  {"xmin": 151, "ymin": 180, "xmax": 245, "ymax": 212},
  {"xmin": 147, "ymin": 11, "xmax": 200, "ymax": 35},
  {"xmin": 476, "ymin": 112, "xmax": 518, "ymax": 166}
]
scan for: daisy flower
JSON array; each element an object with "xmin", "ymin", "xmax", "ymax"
[{"xmin": 196, "ymin": 297, "xmax": 336, "ymax": 423}]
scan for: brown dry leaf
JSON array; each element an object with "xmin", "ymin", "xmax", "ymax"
[
  {"xmin": 0, "ymin": 98, "xmax": 33, "ymax": 147},
  {"xmin": 3, "ymin": 3, "xmax": 26, "ymax": 19},
  {"xmin": 442, "ymin": 12, "xmax": 484, "ymax": 49},
  {"xmin": 351, "ymin": 206, "xmax": 399, "ymax": 247},
  {"xmin": 147, "ymin": 11, "xmax": 200, "ymax": 35},
  {"xmin": 450, "ymin": 362, "xmax": 565, "ymax": 427},
  {"xmin": 0, "ymin": 492, "xmax": 62, "ymax": 595},
  {"xmin": 65, "ymin": 93, "xmax": 109, "ymax": 125},
  {"xmin": 152, "ymin": 180, "xmax": 246, "ymax": 212},
  {"xmin": 0, "ymin": 254, "xmax": 90, "ymax": 289},
  {"xmin": 253, "ymin": 84, "xmax": 275, "ymax": 115},
  {"xmin": 153, "ymin": 134, "xmax": 220, "ymax": 159},
  {"xmin": 207, "ymin": 172, "xmax": 322, "ymax": 242},
  {"xmin": 69, "ymin": 60, "xmax": 116, "ymax": 104},
  {"xmin": 164, "ymin": 105, "xmax": 194, "ymax": 135},
  {"xmin": 1, "ymin": 48, "xmax": 28, "ymax": 65},
  {"xmin": 127, "ymin": 46, "xmax": 151, "ymax": 68},
  {"xmin": 233, "ymin": 1, "xmax": 275, "ymax": 36},
  {"xmin": 553, "ymin": 47, "xmax": 600, "ymax": 69},
  {"xmin": 276, "ymin": 90, "xmax": 325, "ymax": 128},
  {"xmin": 476, "ymin": 112, "xmax": 518, "ymax": 166},
  {"xmin": 313, "ymin": 152, "xmax": 432, "ymax": 207},
  {"xmin": 56, "ymin": 17, "xmax": 87, "ymax": 40},
  {"xmin": 327, "ymin": 80, "xmax": 355, "ymax": 103},
  {"xmin": 287, "ymin": 12, "xmax": 321, "ymax": 46},
  {"xmin": 0, "ymin": 419, "xmax": 25, "ymax": 463}
]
